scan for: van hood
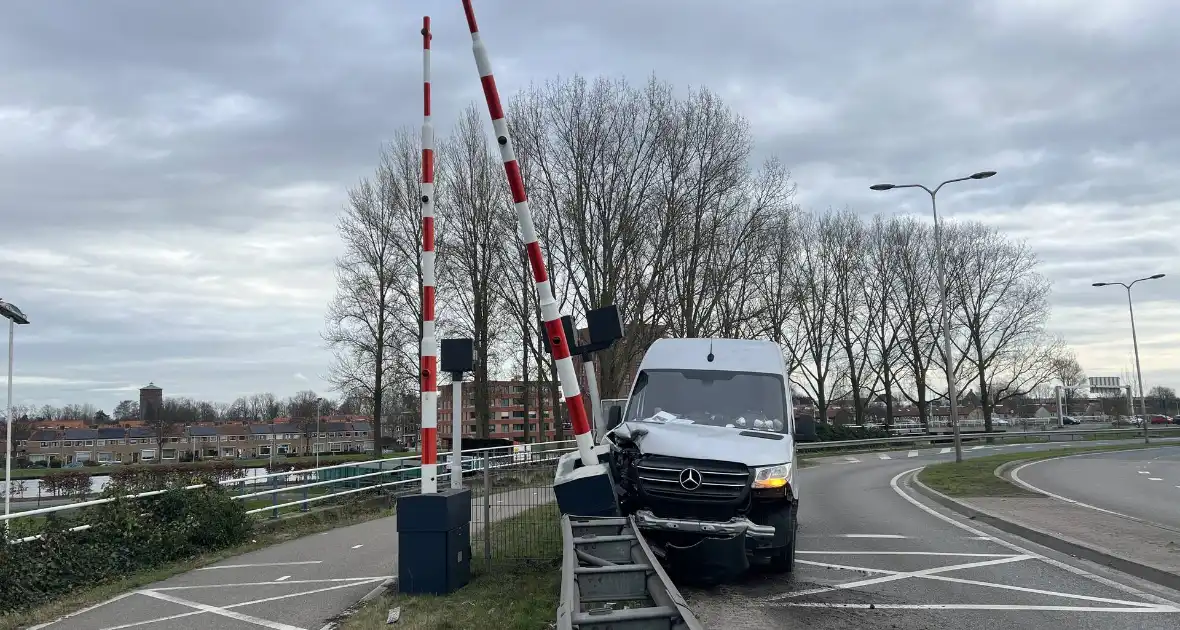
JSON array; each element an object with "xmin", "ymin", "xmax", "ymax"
[{"xmin": 611, "ymin": 420, "xmax": 793, "ymax": 467}]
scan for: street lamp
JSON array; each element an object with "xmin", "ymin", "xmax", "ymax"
[
  {"xmin": 1093, "ymin": 273, "xmax": 1165, "ymax": 444},
  {"xmin": 1, "ymin": 299, "xmax": 30, "ymax": 535},
  {"xmin": 871, "ymin": 171, "xmax": 997, "ymax": 464}
]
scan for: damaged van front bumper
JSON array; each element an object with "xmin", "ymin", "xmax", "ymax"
[{"xmin": 634, "ymin": 509, "xmax": 777, "ymax": 539}]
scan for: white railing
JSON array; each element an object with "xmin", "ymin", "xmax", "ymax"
[{"xmin": 1, "ymin": 440, "xmax": 576, "ymax": 541}]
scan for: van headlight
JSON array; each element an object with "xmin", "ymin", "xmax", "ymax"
[{"xmin": 752, "ymin": 463, "xmax": 791, "ymax": 489}]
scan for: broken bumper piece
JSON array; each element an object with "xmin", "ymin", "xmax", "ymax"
[{"xmin": 634, "ymin": 509, "xmax": 777, "ymax": 539}]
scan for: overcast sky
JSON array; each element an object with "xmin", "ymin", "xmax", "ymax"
[{"xmin": 1, "ymin": 0, "xmax": 1176, "ymax": 411}]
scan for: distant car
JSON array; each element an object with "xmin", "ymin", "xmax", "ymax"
[
  {"xmin": 1149, "ymin": 415, "xmax": 1171, "ymax": 425},
  {"xmin": 993, "ymin": 419, "xmax": 1010, "ymax": 426},
  {"xmin": 1062, "ymin": 416, "xmax": 1081, "ymax": 425}
]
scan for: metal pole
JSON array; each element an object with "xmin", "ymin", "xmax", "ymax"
[
  {"xmin": 418, "ymin": 15, "xmax": 440, "ymax": 494},
  {"xmin": 483, "ymin": 450, "xmax": 491, "ymax": 563},
  {"xmin": 929, "ymin": 191, "xmax": 963, "ymax": 463},
  {"xmin": 315, "ymin": 412, "xmax": 321, "ymax": 469},
  {"xmin": 583, "ymin": 357, "xmax": 603, "ymax": 441},
  {"xmin": 462, "ymin": 0, "xmax": 598, "ymax": 467},
  {"xmin": 451, "ymin": 378, "xmax": 463, "ymax": 489},
  {"xmin": 1126, "ymin": 286, "xmax": 1149, "ymax": 444},
  {"xmin": 4, "ymin": 320, "xmax": 13, "ymax": 535},
  {"xmin": 1055, "ymin": 385, "xmax": 1064, "ymax": 428}
]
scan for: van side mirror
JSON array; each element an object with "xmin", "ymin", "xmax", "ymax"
[{"xmin": 607, "ymin": 405, "xmax": 623, "ymax": 432}]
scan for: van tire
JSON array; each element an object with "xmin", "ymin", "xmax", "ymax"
[{"xmin": 766, "ymin": 504, "xmax": 797, "ymax": 573}]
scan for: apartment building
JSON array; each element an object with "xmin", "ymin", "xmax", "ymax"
[
  {"xmin": 11, "ymin": 420, "xmax": 373, "ymax": 465},
  {"xmin": 437, "ymin": 380, "xmax": 570, "ymax": 444}
]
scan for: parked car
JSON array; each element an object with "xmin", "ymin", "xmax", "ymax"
[
  {"xmin": 1062, "ymin": 416, "xmax": 1081, "ymax": 425},
  {"xmin": 1149, "ymin": 414, "xmax": 1171, "ymax": 425}
]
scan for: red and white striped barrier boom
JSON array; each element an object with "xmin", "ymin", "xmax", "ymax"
[
  {"xmin": 460, "ymin": 0, "xmax": 598, "ymax": 467},
  {"xmin": 419, "ymin": 15, "xmax": 439, "ymax": 493}
]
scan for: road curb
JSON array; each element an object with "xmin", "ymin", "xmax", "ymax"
[{"xmin": 910, "ymin": 471, "xmax": 1180, "ymax": 593}]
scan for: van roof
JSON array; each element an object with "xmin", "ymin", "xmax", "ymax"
[{"xmin": 638, "ymin": 338, "xmax": 786, "ymax": 375}]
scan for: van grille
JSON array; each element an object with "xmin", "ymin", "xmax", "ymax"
[{"xmin": 635, "ymin": 455, "xmax": 750, "ymax": 503}]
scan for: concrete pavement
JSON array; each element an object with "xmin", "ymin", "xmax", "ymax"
[{"xmin": 684, "ymin": 440, "xmax": 1180, "ymax": 630}]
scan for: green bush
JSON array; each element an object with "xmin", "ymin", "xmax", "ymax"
[
  {"xmin": 0, "ymin": 484, "xmax": 253, "ymax": 615},
  {"xmin": 815, "ymin": 423, "xmax": 891, "ymax": 441}
]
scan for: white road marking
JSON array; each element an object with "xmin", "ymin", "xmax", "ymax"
[
  {"xmin": 970, "ymin": 445, "xmax": 986, "ymax": 450},
  {"xmin": 939, "ymin": 447, "xmax": 952, "ymax": 454},
  {"xmin": 764, "ymin": 603, "xmax": 1180, "ymax": 612},
  {"xmin": 891, "ymin": 467, "xmax": 1180, "ymax": 608},
  {"xmin": 1149, "ymin": 477, "xmax": 1163, "ymax": 481},
  {"xmin": 968, "ymin": 536, "xmax": 992, "ymax": 540},
  {"xmin": 275, "ymin": 575, "xmax": 291, "ymax": 582},
  {"xmin": 769, "ymin": 555, "xmax": 1031, "ymax": 600},
  {"xmin": 196, "ymin": 561, "xmax": 322, "ymax": 571},
  {"xmin": 352, "ymin": 544, "xmax": 364, "ymax": 549},
  {"xmin": 794, "ymin": 559, "xmax": 1162, "ymax": 607},
  {"xmin": 1138, "ymin": 470, "xmax": 1150, "ymax": 474},
  {"xmin": 878, "ymin": 453, "xmax": 891, "ymax": 460},
  {"xmin": 1010, "ymin": 454, "xmax": 1175, "ymax": 526},
  {"xmin": 844, "ymin": 456, "xmax": 860, "ymax": 463},
  {"xmin": 101, "ymin": 579, "xmax": 386, "ymax": 630},
  {"xmin": 798, "ymin": 551, "xmax": 1016, "ymax": 557},
  {"xmin": 137, "ymin": 590, "xmax": 305, "ymax": 630},
  {"xmin": 153, "ymin": 577, "xmax": 391, "ymax": 590},
  {"xmin": 908, "ymin": 451, "xmax": 919, "ymax": 458},
  {"xmin": 839, "ymin": 534, "xmax": 907, "ymax": 539},
  {"xmin": 26, "ymin": 592, "xmax": 136, "ymax": 630}
]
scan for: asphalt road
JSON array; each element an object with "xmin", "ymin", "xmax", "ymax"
[
  {"xmin": 1013, "ymin": 447, "xmax": 1180, "ymax": 531},
  {"xmin": 685, "ymin": 440, "xmax": 1180, "ymax": 630},
  {"xmin": 27, "ymin": 438, "xmax": 1180, "ymax": 630}
]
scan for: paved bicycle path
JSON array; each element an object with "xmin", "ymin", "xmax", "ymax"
[{"xmin": 33, "ymin": 487, "xmax": 554, "ymax": 630}]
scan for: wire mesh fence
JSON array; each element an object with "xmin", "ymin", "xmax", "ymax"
[{"xmin": 460, "ymin": 444, "xmax": 568, "ymax": 570}]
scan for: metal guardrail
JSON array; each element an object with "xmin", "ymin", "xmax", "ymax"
[
  {"xmin": 557, "ymin": 514, "xmax": 703, "ymax": 630},
  {"xmin": 796, "ymin": 426, "xmax": 1177, "ymax": 452},
  {"xmin": 1, "ymin": 440, "xmax": 576, "ymax": 543}
]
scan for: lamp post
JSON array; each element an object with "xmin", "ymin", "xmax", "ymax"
[
  {"xmin": 871, "ymin": 171, "xmax": 997, "ymax": 464},
  {"xmin": 1, "ymin": 299, "xmax": 30, "ymax": 535},
  {"xmin": 1093, "ymin": 274, "xmax": 1165, "ymax": 444}
]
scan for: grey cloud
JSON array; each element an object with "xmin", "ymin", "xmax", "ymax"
[{"xmin": 2, "ymin": 0, "xmax": 1178, "ymax": 408}]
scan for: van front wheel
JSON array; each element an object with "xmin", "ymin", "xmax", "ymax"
[{"xmin": 766, "ymin": 504, "xmax": 797, "ymax": 573}]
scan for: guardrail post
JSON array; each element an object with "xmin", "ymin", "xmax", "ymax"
[
  {"xmin": 483, "ymin": 451, "xmax": 491, "ymax": 564},
  {"xmin": 301, "ymin": 480, "xmax": 309, "ymax": 512},
  {"xmin": 270, "ymin": 473, "xmax": 279, "ymax": 520}
]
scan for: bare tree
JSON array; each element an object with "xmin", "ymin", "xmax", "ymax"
[
  {"xmin": 1048, "ymin": 346, "xmax": 1087, "ymax": 413},
  {"xmin": 436, "ymin": 106, "xmax": 513, "ymax": 438},
  {"xmin": 324, "ymin": 131, "xmax": 423, "ymax": 457},
  {"xmin": 826, "ymin": 209, "xmax": 877, "ymax": 425},
  {"xmin": 287, "ymin": 390, "xmax": 320, "ymax": 454},
  {"xmin": 946, "ymin": 223, "xmax": 1056, "ymax": 428},
  {"xmin": 865, "ymin": 216, "xmax": 905, "ymax": 428},
  {"xmin": 782, "ymin": 212, "xmax": 845, "ymax": 425},
  {"xmin": 891, "ymin": 218, "xmax": 939, "ymax": 428}
]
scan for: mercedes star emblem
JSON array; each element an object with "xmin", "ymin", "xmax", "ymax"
[{"xmin": 679, "ymin": 467, "xmax": 702, "ymax": 490}]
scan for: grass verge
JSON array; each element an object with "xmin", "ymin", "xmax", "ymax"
[
  {"xmin": 340, "ymin": 503, "xmax": 561, "ymax": 630},
  {"xmin": 919, "ymin": 442, "xmax": 1168, "ymax": 497},
  {"xmin": 0, "ymin": 496, "xmax": 398, "ymax": 630}
]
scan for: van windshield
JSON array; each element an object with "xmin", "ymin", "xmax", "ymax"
[{"xmin": 624, "ymin": 369, "xmax": 788, "ymax": 433}]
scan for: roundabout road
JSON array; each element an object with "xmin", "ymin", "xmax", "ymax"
[
  {"xmin": 683, "ymin": 441, "xmax": 1180, "ymax": 630},
  {"xmin": 1012, "ymin": 446, "xmax": 1180, "ymax": 532}
]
